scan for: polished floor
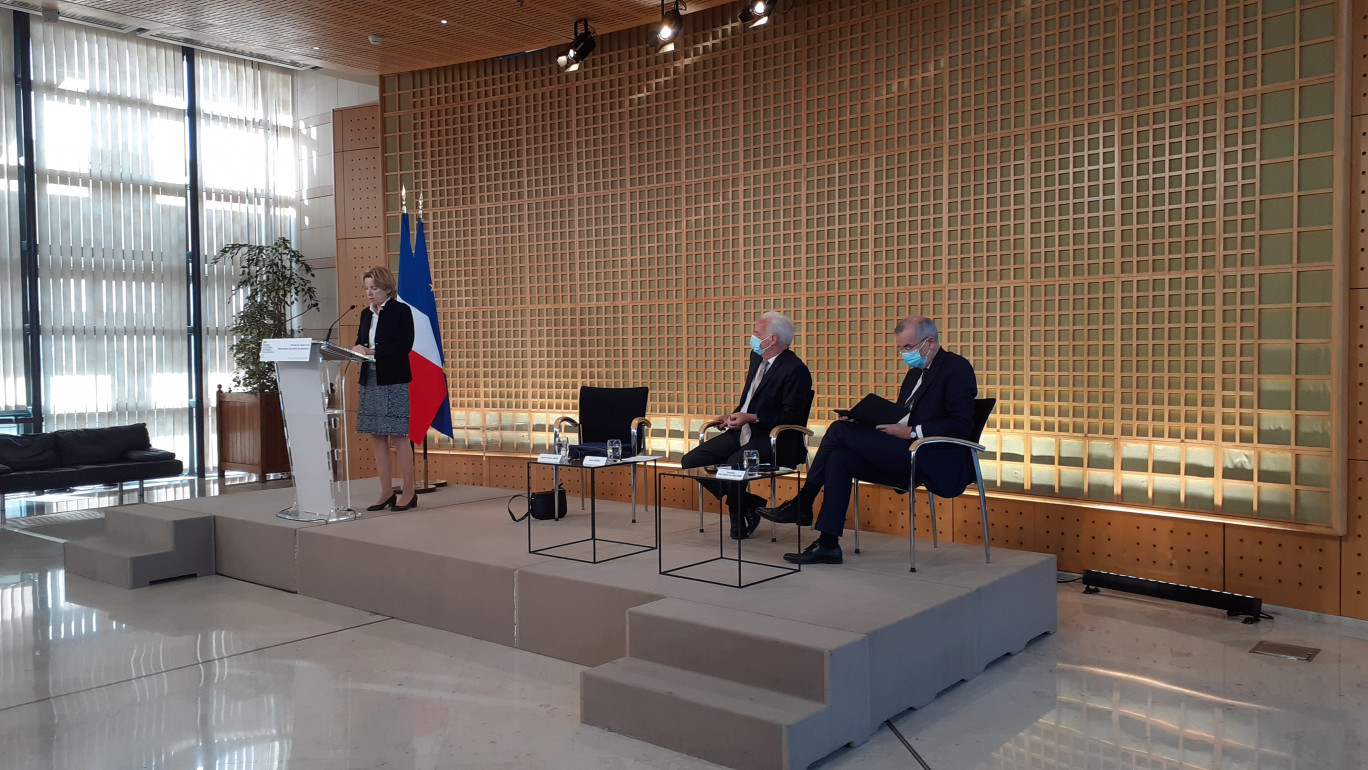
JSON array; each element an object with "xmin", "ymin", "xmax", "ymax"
[{"xmin": 1, "ymin": 525, "xmax": 1366, "ymax": 769}]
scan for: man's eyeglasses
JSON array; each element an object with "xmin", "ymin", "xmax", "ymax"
[{"xmin": 897, "ymin": 337, "xmax": 931, "ymax": 354}]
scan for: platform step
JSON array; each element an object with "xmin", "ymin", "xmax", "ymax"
[
  {"xmin": 627, "ymin": 597, "xmax": 867, "ymax": 703},
  {"xmin": 64, "ymin": 506, "xmax": 214, "ymax": 589},
  {"xmin": 104, "ymin": 506, "xmax": 207, "ymax": 551},
  {"xmin": 581, "ymin": 657, "xmax": 827, "ymax": 770}
]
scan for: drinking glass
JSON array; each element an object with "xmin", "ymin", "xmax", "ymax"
[
  {"xmin": 606, "ymin": 439, "xmax": 622, "ymax": 463},
  {"xmin": 554, "ymin": 436, "xmax": 570, "ymax": 461},
  {"xmin": 742, "ymin": 449, "xmax": 759, "ymax": 472}
]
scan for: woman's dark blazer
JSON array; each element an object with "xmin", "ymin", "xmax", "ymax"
[{"xmin": 355, "ymin": 299, "xmax": 414, "ymax": 385}]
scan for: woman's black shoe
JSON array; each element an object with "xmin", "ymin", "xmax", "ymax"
[
  {"xmin": 366, "ymin": 494, "xmax": 397, "ymax": 511},
  {"xmin": 391, "ymin": 493, "xmax": 419, "ymax": 511}
]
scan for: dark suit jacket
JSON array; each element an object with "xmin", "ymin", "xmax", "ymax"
[
  {"xmin": 735, "ymin": 349, "xmax": 814, "ymax": 467},
  {"xmin": 355, "ymin": 299, "xmax": 414, "ymax": 386},
  {"xmin": 895, "ymin": 349, "xmax": 978, "ymax": 497}
]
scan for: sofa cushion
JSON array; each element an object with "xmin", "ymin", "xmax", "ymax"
[
  {"xmin": 126, "ymin": 448, "xmax": 175, "ymax": 462},
  {"xmin": 0, "ymin": 466, "xmax": 84, "ymax": 493},
  {"xmin": 0, "ymin": 433, "xmax": 59, "ymax": 470},
  {"xmin": 71, "ymin": 460, "xmax": 183, "ymax": 486},
  {"xmin": 54, "ymin": 423, "xmax": 151, "ymax": 466}
]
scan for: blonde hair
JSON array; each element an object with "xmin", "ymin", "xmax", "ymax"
[{"xmin": 363, "ymin": 265, "xmax": 397, "ymax": 295}]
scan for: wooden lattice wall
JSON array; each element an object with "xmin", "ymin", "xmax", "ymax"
[{"xmin": 329, "ymin": 0, "xmax": 1368, "ymax": 616}]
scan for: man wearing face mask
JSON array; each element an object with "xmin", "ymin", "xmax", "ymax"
[
  {"xmin": 758, "ymin": 315, "xmax": 977, "ymax": 564},
  {"xmin": 680, "ymin": 311, "xmax": 814, "ymax": 540}
]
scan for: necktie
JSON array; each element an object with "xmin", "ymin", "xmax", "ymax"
[{"xmin": 738, "ymin": 359, "xmax": 770, "ymax": 446}]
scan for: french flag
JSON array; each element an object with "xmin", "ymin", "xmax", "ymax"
[{"xmin": 397, "ymin": 211, "xmax": 453, "ymax": 445}]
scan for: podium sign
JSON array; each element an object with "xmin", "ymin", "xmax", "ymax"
[{"xmin": 261, "ymin": 338, "xmax": 371, "ymax": 522}]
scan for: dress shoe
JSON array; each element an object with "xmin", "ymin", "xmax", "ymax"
[
  {"xmin": 391, "ymin": 493, "xmax": 419, "ymax": 511},
  {"xmin": 728, "ymin": 494, "xmax": 764, "ymax": 539},
  {"xmin": 783, "ymin": 540, "xmax": 843, "ymax": 565},
  {"xmin": 757, "ymin": 498, "xmax": 813, "ymax": 527},
  {"xmin": 366, "ymin": 494, "xmax": 396, "ymax": 512}
]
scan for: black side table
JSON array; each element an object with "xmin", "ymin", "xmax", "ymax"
[
  {"xmin": 657, "ymin": 466, "xmax": 802, "ymax": 588},
  {"xmin": 525, "ymin": 456, "xmax": 658, "ymax": 563}
]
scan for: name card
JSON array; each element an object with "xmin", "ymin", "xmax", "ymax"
[
  {"xmin": 537, "ymin": 453, "xmax": 567, "ymax": 464},
  {"xmin": 260, "ymin": 338, "xmax": 313, "ymax": 362},
  {"xmin": 582, "ymin": 456, "xmax": 609, "ymax": 467},
  {"xmin": 715, "ymin": 467, "xmax": 750, "ymax": 481}
]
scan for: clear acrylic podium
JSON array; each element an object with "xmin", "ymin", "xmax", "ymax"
[{"xmin": 260, "ymin": 338, "xmax": 370, "ymax": 523}]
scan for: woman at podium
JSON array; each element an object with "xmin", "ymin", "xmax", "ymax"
[{"xmin": 352, "ymin": 266, "xmax": 418, "ymax": 511}]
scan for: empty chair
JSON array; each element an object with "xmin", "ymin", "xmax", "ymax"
[{"xmin": 552, "ymin": 386, "xmax": 652, "ymax": 510}]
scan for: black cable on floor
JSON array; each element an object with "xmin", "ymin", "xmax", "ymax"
[{"xmin": 884, "ymin": 719, "xmax": 933, "ymax": 770}]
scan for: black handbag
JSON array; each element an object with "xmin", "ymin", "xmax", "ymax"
[{"xmin": 508, "ymin": 485, "xmax": 568, "ymax": 522}]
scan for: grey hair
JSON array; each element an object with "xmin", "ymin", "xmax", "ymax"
[
  {"xmin": 760, "ymin": 311, "xmax": 795, "ymax": 346},
  {"xmin": 894, "ymin": 316, "xmax": 939, "ymax": 340}
]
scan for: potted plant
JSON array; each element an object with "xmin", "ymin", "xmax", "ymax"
[{"xmin": 212, "ymin": 237, "xmax": 319, "ymax": 479}]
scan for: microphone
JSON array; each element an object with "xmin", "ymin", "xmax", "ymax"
[
  {"xmin": 324, "ymin": 305, "xmax": 357, "ymax": 345},
  {"xmin": 286, "ymin": 302, "xmax": 319, "ymax": 333}
]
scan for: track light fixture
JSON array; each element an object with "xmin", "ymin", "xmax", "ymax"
[
  {"xmin": 737, "ymin": 0, "xmax": 771, "ymax": 28},
  {"xmin": 653, "ymin": 0, "xmax": 684, "ymax": 54},
  {"xmin": 557, "ymin": 19, "xmax": 596, "ymax": 72}
]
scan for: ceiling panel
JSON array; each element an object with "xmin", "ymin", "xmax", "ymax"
[{"xmin": 42, "ymin": 0, "xmax": 734, "ymax": 74}]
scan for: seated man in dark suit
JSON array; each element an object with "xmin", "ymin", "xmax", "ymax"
[
  {"xmin": 681, "ymin": 311, "xmax": 813, "ymax": 540},
  {"xmin": 759, "ymin": 315, "xmax": 977, "ymax": 564}
]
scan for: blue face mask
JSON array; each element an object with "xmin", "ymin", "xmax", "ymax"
[
  {"xmin": 749, "ymin": 334, "xmax": 770, "ymax": 356},
  {"xmin": 902, "ymin": 350, "xmax": 925, "ymax": 368}
]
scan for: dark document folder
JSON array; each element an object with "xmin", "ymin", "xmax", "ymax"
[{"xmin": 833, "ymin": 393, "xmax": 908, "ymax": 426}]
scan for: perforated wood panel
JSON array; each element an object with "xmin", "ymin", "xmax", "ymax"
[
  {"xmin": 1353, "ymin": 0, "xmax": 1368, "ymax": 117},
  {"xmin": 1341, "ymin": 460, "xmax": 1368, "ymax": 619},
  {"xmin": 1033, "ymin": 503, "xmax": 1224, "ymax": 590},
  {"xmin": 951, "ymin": 496, "xmax": 1039, "ymax": 554},
  {"xmin": 1354, "ymin": 117, "xmax": 1368, "ymax": 289},
  {"xmin": 337, "ymin": 106, "xmax": 381, "ymax": 153},
  {"xmin": 1353, "ymin": 289, "xmax": 1368, "ymax": 461},
  {"xmin": 1225, "ymin": 526, "xmax": 1339, "ymax": 613}
]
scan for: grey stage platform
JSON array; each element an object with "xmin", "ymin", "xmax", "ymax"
[{"xmin": 114, "ymin": 481, "xmax": 1059, "ymax": 770}]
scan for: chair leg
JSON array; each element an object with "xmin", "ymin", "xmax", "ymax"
[
  {"xmin": 928, "ymin": 492, "xmax": 938, "ymax": 549},
  {"xmin": 698, "ymin": 495, "xmax": 705, "ymax": 533},
  {"xmin": 769, "ymin": 477, "xmax": 778, "ymax": 542},
  {"xmin": 1, "ymin": 493, "xmax": 6, "ymax": 524},
  {"xmin": 138, "ymin": 479, "xmax": 146, "ymax": 503},
  {"xmin": 907, "ymin": 486, "xmax": 916, "ymax": 573},
  {"xmin": 852, "ymin": 480, "xmax": 861, "ymax": 554},
  {"xmin": 579, "ymin": 468, "xmax": 586, "ymax": 510},
  {"xmin": 973, "ymin": 453, "xmax": 991, "ymax": 563}
]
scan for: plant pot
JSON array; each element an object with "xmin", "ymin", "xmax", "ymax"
[{"xmin": 216, "ymin": 387, "xmax": 291, "ymax": 479}]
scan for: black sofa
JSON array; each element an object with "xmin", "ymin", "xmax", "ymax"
[{"xmin": 0, "ymin": 423, "xmax": 183, "ymax": 518}]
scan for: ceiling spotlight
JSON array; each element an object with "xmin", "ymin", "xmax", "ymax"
[
  {"xmin": 653, "ymin": 0, "xmax": 684, "ymax": 54},
  {"xmin": 368, "ymin": 34, "xmax": 383, "ymax": 45},
  {"xmin": 441, "ymin": 19, "xmax": 448, "ymax": 24},
  {"xmin": 556, "ymin": 19, "xmax": 596, "ymax": 73},
  {"xmin": 737, "ymin": 0, "xmax": 771, "ymax": 28}
]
